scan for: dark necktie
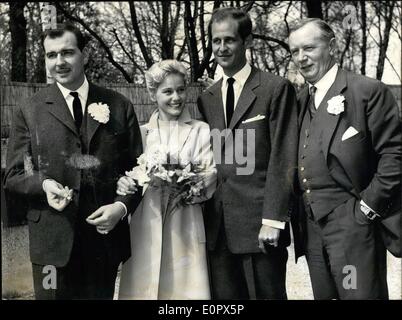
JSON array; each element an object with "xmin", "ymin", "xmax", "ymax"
[
  {"xmin": 226, "ymin": 77, "xmax": 235, "ymax": 127},
  {"xmin": 308, "ymin": 86, "xmax": 317, "ymax": 118},
  {"xmin": 70, "ymin": 92, "xmax": 83, "ymax": 129}
]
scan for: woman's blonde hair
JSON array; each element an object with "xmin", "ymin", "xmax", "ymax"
[{"xmin": 145, "ymin": 60, "xmax": 188, "ymax": 98}]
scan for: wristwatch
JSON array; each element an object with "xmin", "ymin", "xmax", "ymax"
[{"xmin": 360, "ymin": 204, "xmax": 380, "ymax": 220}]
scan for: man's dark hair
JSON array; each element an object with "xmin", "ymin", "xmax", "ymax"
[
  {"xmin": 289, "ymin": 18, "xmax": 335, "ymax": 43},
  {"xmin": 42, "ymin": 22, "xmax": 86, "ymax": 51},
  {"xmin": 208, "ymin": 7, "xmax": 253, "ymax": 42}
]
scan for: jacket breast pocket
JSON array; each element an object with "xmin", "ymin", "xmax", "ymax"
[
  {"xmin": 27, "ymin": 209, "xmax": 41, "ymax": 223},
  {"xmin": 341, "ymin": 131, "xmax": 366, "ymax": 144}
]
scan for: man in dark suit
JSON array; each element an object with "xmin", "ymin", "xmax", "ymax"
[
  {"xmin": 4, "ymin": 23, "xmax": 142, "ymax": 299},
  {"xmin": 197, "ymin": 8, "xmax": 298, "ymax": 299},
  {"xmin": 288, "ymin": 18, "xmax": 401, "ymax": 299}
]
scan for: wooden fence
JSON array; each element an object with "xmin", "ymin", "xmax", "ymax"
[
  {"xmin": 2, "ymin": 82, "xmax": 400, "ymax": 139},
  {"xmin": 0, "ymin": 82, "xmax": 204, "ymax": 139},
  {"xmin": 1, "ymin": 82, "xmax": 401, "ymax": 226}
]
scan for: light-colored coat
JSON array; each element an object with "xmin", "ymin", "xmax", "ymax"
[{"xmin": 118, "ymin": 109, "xmax": 217, "ymax": 300}]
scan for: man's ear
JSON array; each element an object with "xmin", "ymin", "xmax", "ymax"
[
  {"xmin": 82, "ymin": 47, "xmax": 89, "ymax": 66},
  {"xmin": 244, "ymin": 34, "xmax": 253, "ymax": 49},
  {"xmin": 329, "ymin": 37, "xmax": 336, "ymax": 56}
]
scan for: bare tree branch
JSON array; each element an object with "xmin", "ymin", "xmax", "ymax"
[
  {"xmin": 242, "ymin": 1, "xmax": 255, "ymax": 12},
  {"xmin": 176, "ymin": 36, "xmax": 187, "ymax": 61},
  {"xmin": 129, "ymin": 1, "xmax": 153, "ymax": 67},
  {"xmin": 55, "ymin": 2, "xmax": 133, "ymax": 82},
  {"xmin": 252, "ymin": 33, "xmax": 290, "ymax": 52},
  {"xmin": 111, "ymin": 28, "xmax": 144, "ymax": 75},
  {"xmin": 284, "ymin": 1, "xmax": 292, "ymax": 36},
  {"xmin": 199, "ymin": 0, "xmax": 222, "ymax": 79},
  {"xmin": 375, "ymin": 1, "xmax": 396, "ymax": 79},
  {"xmin": 339, "ymin": 29, "xmax": 352, "ymax": 68}
]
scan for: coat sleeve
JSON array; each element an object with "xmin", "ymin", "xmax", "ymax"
[
  {"xmin": 188, "ymin": 123, "xmax": 217, "ymax": 204},
  {"xmin": 197, "ymin": 96, "xmax": 207, "ymax": 122},
  {"xmin": 114, "ymin": 100, "xmax": 144, "ymax": 213},
  {"xmin": 360, "ymin": 83, "xmax": 402, "ymax": 216},
  {"xmin": 262, "ymin": 79, "xmax": 299, "ymax": 222},
  {"xmin": 3, "ymin": 103, "xmax": 49, "ymax": 202}
]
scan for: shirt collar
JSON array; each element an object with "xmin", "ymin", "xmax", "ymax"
[
  {"xmin": 222, "ymin": 63, "xmax": 252, "ymax": 87},
  {"xmin": 308, "ymin": 64, "xmax": 338, "ymax": 92},
  {"xmin": 56, "ymin": 76, "xmax": 89, "ymax": 101}
]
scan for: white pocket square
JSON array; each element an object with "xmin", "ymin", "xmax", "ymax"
[
  {"xmin": 242, "ymin": 114, "xmax": 265, "ymax": 124},
  {"xmin": 342, "ymin": 126, "xmax": 359, "ymax": 141}
]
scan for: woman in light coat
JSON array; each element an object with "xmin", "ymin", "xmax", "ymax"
[{"xmin": 117, "ymin": 60, "xmax": 217, "ymax": 300}]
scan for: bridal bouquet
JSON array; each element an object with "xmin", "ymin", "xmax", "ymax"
[{"xmin": 125, "ymin": 145, "xmax": 206, "ymax": 220}]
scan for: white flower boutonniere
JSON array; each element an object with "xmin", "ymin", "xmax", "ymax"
[
  {"xmin": 88, "ymin": 102, "xmax": 110, "ymax": 123},
  {"xmin": 327, "ymin": 95, "xmax": 345, "ymax": 115}
]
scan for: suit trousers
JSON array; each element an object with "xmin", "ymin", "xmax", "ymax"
[
  {"xmin": 208, "ymin": 222, "xmax": 288, "ymax": 300},
  {"xmin": 305, "ymin": 198, "xmax": 388, "ymax": 300},
  {"xmin": 32, "ymin": 185, "xmax": 120, "ymax": 300},
  {"xmin": 32, "ymin": 222, "xmax": 120, "ymax": 300}
]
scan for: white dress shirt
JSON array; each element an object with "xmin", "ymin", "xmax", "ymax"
[
  {"xmin": 56, "ymin": 76, "xmax": 89, "ymax": 119},
  {"xmin": 221, "ymin": 63, "xmax": 252, "ymax": 126},
  {"xmin": 308, "ymin": 63, "xmax": 338, "ymax": 108}
]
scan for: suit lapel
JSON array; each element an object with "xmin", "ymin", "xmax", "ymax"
[
  {"xmin": 319, "ymin": 68, "xmax": 347, "ymax": 161},
  {"xmin": 176, "ymin": 122, "xmax": 193, "ymax": 154},
  {"xmin": 86, "ymin": 83, "xmax": 102, "ymax": 145},
  {"xmin": 45, "ymin": 83, "xmax": 79, "ymax": 137},
  {"xmin": 297, "ymin": 86, "xmax": 310, "ymax": 128},
  {"xmin": 206, "ymin": 79, "xmax": 226, "ymax": 132},
  {"xmin": 228, "ymin": 67, "xmax": 258, "ymax": 130},
  {"xmin": 170, "ymin": 108, "xmax": 193, "ymax": 154}
]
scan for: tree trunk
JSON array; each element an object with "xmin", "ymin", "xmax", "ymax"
[
  {"xmin": 199, "ymin": 0, "xmax": 222, "ymax": 79},
  {"xmin": 9, "ymin": 1, "xmax": 27, "ymax": 82},
  {"xmin": 305, "ymin": 0, "xmax": 323, "ymax": 19},
  {"xmin": 359, "ymin": 0, "xmax": 367, "ymax": 75},
  {"xmin": 184, "ymin": 1, "xmax": 200, "ymax": 81},
  {"xmin": 129, "ymin": 1, "xmax": 154, "ymax": 68},
  {"xmin": 376, "ymin": 1, "xmax": 395, "ymax": 80},
  {"xmin": 160, "ymin": 1, "xmax": 172, "ymax": 59}
]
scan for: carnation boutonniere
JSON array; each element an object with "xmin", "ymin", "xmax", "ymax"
[
  {"xmin": 88, "ymin": 102, "xmax": 110, "ymax": 123},
  {"xmin": 327, "ymin": 95, "xmax": 345, "ymax": 115}
]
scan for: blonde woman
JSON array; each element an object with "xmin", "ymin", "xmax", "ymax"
[{"xmin": 117, "ymin": 60, "xmax": 216, "ymax": 300}]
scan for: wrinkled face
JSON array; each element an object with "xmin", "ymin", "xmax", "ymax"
[
  {"xmin": 152, "ymin": 73, "xmax": 187, "ymax": 121},
  {"xmin": 44, "ymin": 31, "xmax": 86, "ymax": 91},
  {"xmin": 288, "ymin": 22, "xmax": 335, "ymax": 84},
  {"xmin": 211, "ymin": 18, "xmax": 251, "ymax": 76}
]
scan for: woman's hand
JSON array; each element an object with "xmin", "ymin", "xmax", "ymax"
[{"xmin": 116, "ymin": 176, "xmax": 138, "ymax": 196}]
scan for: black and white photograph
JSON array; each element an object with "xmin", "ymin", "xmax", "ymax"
[{"xmin": 1, "ymin": 0, "xmax": 401, "ymax": 309}]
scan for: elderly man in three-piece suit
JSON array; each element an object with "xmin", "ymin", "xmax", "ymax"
[
  {"xmin": 197, "ymin": 8, "xmax": 299, "ymax": 299},
  {"xmin": 289, "ymin": 18, "xmax": 401, "ymax": 299},
  {"xmin": 4, "ymin": 23, "xmax": 142, "ymax": 299}
]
